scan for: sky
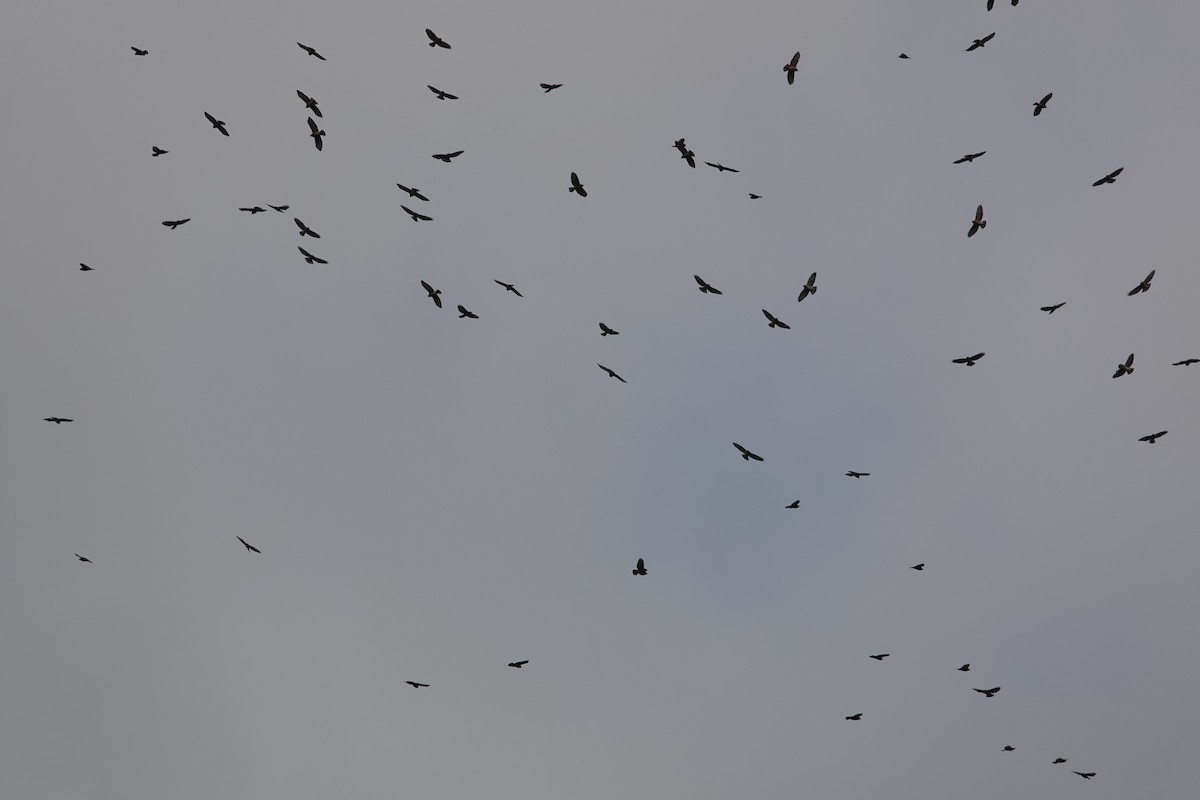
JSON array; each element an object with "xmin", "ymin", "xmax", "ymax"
[{"xmin": 2, "ymin": 1, "xmax": 1199, "ymax": 798}]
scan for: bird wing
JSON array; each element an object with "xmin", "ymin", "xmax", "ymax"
[
  {"xmin": 975, "ymin": 205, "xmax": 984, "ymax": 222},
  {"xmin": 789, "ymin": 52, "xmax": 801, "ymax": 68},
  {"xmin": 982, "ymin": 32, "xmax": 995, "ymax": 43},
  {"xmin": 308, "ymin": 117, "xmax": 320, "ymax": 134},
  {"xmin": 807, "ymin": 272, "xmax": 817, "ymax": 288},
  {"xmin": 421, "ymin": 280, "xmax": 435, "ymax": 295},
  {"xmin": 1041, "ymin": 92, "xmax": 1053, "ymax": 104},
  {"xmin": 1144, "ymin": 269, "xmax": 1155, "ymax": 283},
  {"xmin": 205, "ymin": 111, "xmax": 217, "ymax": 125},
  {"xmin": 1126, "ymin": 353, "xmax": 1135, "ymax": 367},
  {"xmin": 637, "ymin": 559, "xmax": 645, "ymax": 570},
  {"xmin": 1109, "ymin": 167, "xmax": 1124, "ymax": 179}
]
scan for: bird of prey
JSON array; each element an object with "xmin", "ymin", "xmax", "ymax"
[
  {"xmin": 846, "ymin": 471, "xmax": 870, "ymax": 478},
  {"xmin": 162, "ymin": 219, "xmax": 190, "ymax": 229},
  {"xmin": 1173, "ymin": 358, "xmax": 1198, "ymax": 366},
  {"xmin": 599, "ymin": 322, "xmax": 619, "ymax": 336},
  {"xmin": 151, "ymin": 146, "xmax": 168, "ymax": 157},
  {"xmin": 507, "ymin": 660, "xmax": 529, "ymax": 668},
  {"xmin": 1092, "ymin": 167, "xmax": 1124, "ymax": 187},
  {"xmin": 597, "ymin": 364, "xmax": 627, "ymax": 383},
  {"xmin": 694, "ymin": 275, "xmax": 722, "ymax": 294},
  {"xmin": 236, "ymin": 536, "xmax": 261, "ymax": 553},
  {"xmin": 204, "ymin": 111, "xmax": 229, "ymax": 136},
  {"xmin": 958, "ymin": 664, "xmax": 970, "ymax": 671},
  {"xmin": 954, "ymin": 151, "xmax": 986, "ymax": 164},
  {"xmin": 402, "ymin": 205, "xmax": 432, "ymax": 222},
  {"xmin": 1003, "ymin": 746, "xmax": 1015, "ymax": 752},
  {"xmin": 797, "ymin": 272, "xmax": 817, "ymax": 302},
  {"xmin": 494, "ymin": 280, "xmax": 523, "ymax": 297},
  {"xmin": 426, "ymin": 28, "xmax": 451, "ymax": 48},
  {"xmin": 1128, "ymin": 270, "xmax": 1155, "ymax": 295},
  {"xmin": 762, "ymin": 309, "xmax": 791, "ymax": 329},
  {"xmin": 45, "ymin": 417, "xmax": 73, "ymax": 424},
  {"xmin": 911, "ymin": 563, "xmax": 925, "ymax": 571},
  {"xmin": 733, "ymin": 442, "xmax": 764, "ymax": 462},
  {"xmin": 457, "ymin": 304, "xmax": 478, "ymax": 319},
  {"xmin": 704, "ymin": 162, "xmax": 739, "ymax": 173},
  {"xmin": 76, "ymin": 553, "xmax": 92, "ymax": 563},
  {"xmin": 966, "ymin": 33, "xmax": 995, "ymax": 51},
  {"xmin": 974, "ymin": 687, "xmax": 1001, "ymax": 697},
  {"xmin": 131, "ymin": 46, "xmax": 148, "ymax": 56},
  {"xmin": 540, "ymin": 83, "xmax": 562, "ymax": 92},
  {"xmin": 786, "ymin": 500, "xmax": 801, "ymax": 508},
  {"xmin": 898, "ymin": 53, "xmax": 909, "ymax": 59},
  {"xmin": 396, "ymin": 184, "xmax": 429, "ymax": 201},
  {"xmin": 297, "ymin": 42, "xmax": 326, "ymax": 60},
  {"xmin": 297, "ymin": 90, "xmax": 322, "ymax": 117},
  {"xmin": 1033, "ymin": 92, "xmax": 1053, "ymax": 116},
  {"xmin": 427, "ymin": 85, "xmax": 458, "ymax": 100},
  {"xmin": 748, "ymin": 193, "xmax": 762, "ymax": 199},
  {"xmin": 267, "ymin": 204, "xmax": 289, "ymax": 212},
  {"xmin": 432, "ymin": 150, "xmax": 464, "ymax": 162},
  {"xmin": 298, "ymin": 247, "xmax": 327, "ymax": 265},
  {"xmin": 783, "ymin": 51, "xmax": 801, "ymax": 84},
  {"xmin": 952, "ymin": 352, "xmax": 986, "ymax": 366},
  {"xmin": 1053, "ymin": 758, "xmax": 1068, "ymax": 764},
  {"xmin": 1112, "ymin": 353, "xmax": 1135, "ymax": 378},
  {"xmin": 405, "ymin": 681, "xmax": 430, "ymax": 688},
  {"xmin": 294, "ymin": 218, "xmax": 320, "ymax": 238},
  {"xmin": 845, "ymin": 713, "xmax": 862, "ymax": 721},
  {"xmin": 239, "ymin": 206, "xmax": 266, "ymax": 214},
  {"xmin": 421, "ymin": 281, "xmax": 443, "ymax": 308},
  {"xmin": 633, "ymin": 558, "xmax": 648, "ymax": 576},
  {"xmin": 569, "ymin": 172, "xmax": 588, "ymax": 197},
  {"xmin": 1041, "ymin": 302, "xmax": 1066, "ymax": 314},
  {"xmin": 79, "ymin": 263, "xmax": 93, "ymax": 271},
  {"xmin": 673, "ymin": 138, "xmax": 696, "ymax": 168},
  {"xmin": 1139, "ymin": 431, "xmax": 1167, "ymax": 443},
  {"xmin": 1073, "ymin": 772, "xmax": 1095, "ymax": 780},
  {"xmin": 307, "ymin": 117, "xmax": 325, "ymax": 151},
  {"xmin": 869, "ymin": 654, "xmax": 890, "ymax": 661},
  {"xmin": 968, "ymin": 204, "xmax": 986, "ymax": 237}
]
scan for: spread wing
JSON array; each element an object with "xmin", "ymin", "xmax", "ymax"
[{"xmin": 204, "ymin": 111, "xmax": 217, "ymax": 125}]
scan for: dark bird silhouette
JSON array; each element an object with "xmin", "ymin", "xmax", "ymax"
[
  {"xmin": 294, "ymin": 218, "xmax": 320, "ymax": 238},
  {"xmin": 597, "ymin": 364, "xmax": 627, "ymax": 383},
  {"xmin": 1041, "ymin": 302, "xmax": 1066, "ymax": 314},
  {"xmin": 402, "ymin": 205, "xmax": 432, "ymax": 222},
  {"xmin": 704, "ymin": 161, "xmax": 739, "ymax": 173},
  {"xmin": 786, "ymin": 500, "xmax": 801, "ymax": 509},
  {"xmin": 748, "ymin": 193, "xmax": 762, "ymax": 199},
  {"xmin": 239, "ymin": 206, "xmax": 266, "ymax": 214},
  {"xmin": 267, "ymin": 204, "xmax": 289, "ymax": 213},
  {"xmin": 1073, "ymin": 772, "xmax": 1095, "ymax": 780},
  {"xmin": 151, "ymin": 146, "xmax": 168, "ymax": 157},
  {"xmin": 958, "ymin": 664, "xmax": 970, "ymax": 671},
  {"xmin": 1003, "ymin": 746, "xmax": 1015, "ymax": 752},
  {"xmin": 845, "ymin": 713, "xmax": 862, "ymax": 721},
  {"xmin": 1173, "ymin": 358, "xmax": 1198, "ymax": 366},
  {"xmin": 236, "ymin": 536, "xmax": 261, "ymax": 554},
  {"xmin": 733, "ymin": 442, "xmax": 764, "ymax": 462},
  {"xmin": 762, "ymin": 309, "xmax": 790, "ymax": 329},
  {"xmin": 307, "ymin": 117, "xmax": 325, "ymax": 151},
  {"xmin": 673, "ymin": 138, "xmax": 696, "ymax": 168},
  {"xmin": 797, "ymin": 272, "xmax": 817, "ymax": 302},
  {"xmin": 974, "ymin": 687, "xmax": 1001, "ymax": 697},
  {"xmin": 131, "ymin": 46, "xmax": 148, "ymax": 56},
  {"xmin": 1092, "ymin": 167, "xmax": 1124, "ymax": 187},
  {"xmin": 427, "ymin": 85, "xmax": 458, "ymax": 100},
  {"xmin": 784, "ymin": 51, "xmax": 801, "ymax": 84},
  {"xmin": 569, "ymin": 172, "xmax": 588, "ymax": 197},
  {"xmin": 1128, "ymin": 270, "xmax": 1155, "ymax": 295},
  {"xmin": 75, "ymin": 553, "xmax": 92, "ymax": 563},
  {"xmin": 421, "ymin": 281, "xmax": 443, "ymax": 308},
  {"xmin": 204, "ymin": 111, "xmax": 229, "ymax": 136},
  {"xmin": 162, "ymin": 219, "xmax": 190, "ymax": 229},
  {"xmin": 45, "ymin": 417, "xmax": 73, "ymax": 424},
  {"xmin": 694, "ymin": 275, "xmax": 722, "ymax": 294},
  {"xmin": 1112, "ymin": 353, "xmax": 1135, "ymax": 378},
  {"xmin": 911, "ymin": 563, "xmax": 925, "ymax": 571},
  {"xmin": 397, "ymin": 184, "xmax": 429, "ymax": 201},
  {"xmin": 457, "ymin": 304, "xmax": 478, "ymax": 319},
  {"xmin": 297, "ymin": 90, "xmax": 322, "ymax": 118},
  {"xmin": 297, "ymin": 42, "xmax": 326, "ymax": 60},
  {"xmin": 507, "ymin": 660, "xmax": 529, "ymax": 668},
  {"xmin": 954, "ymin": 151, "xmax": 986, "ymax": 164},
  {"xmin": 633, "ymin": 558, "xmax": 648, "ymax": 576},
  {"xmin": 968, "ymin": 204, "xmax": 986, "ymax": 237},
  {"xmin": 1139, "ymin": 431, "xmax": 1167, "ymax": 443},
  {"xmin": 869, "ymin": 654, "xmax": 890, "ymax": 661},
  {"xmin": 79, "ymin": 263, "xmax": 93, "ymax": 271},
  {"xmin": 1033, "ymin": 92, "xmax": 1053, "ymax": 116},
  {"xmin": 599, "ymin": 322, "xmax": 619, "ymax": 336},
  {"xmin": 1053, "ymin": 758, "xmax": 1067, "ymax": 764},
  {"xmin": 426, "ymin": 28, "xmax": 451, "ymax": 49},
  {"xmin": 846, "ymin": 471, "xmax": 869, "ymax": 478},
  {"xmin": 966, "ymin": 32, "xmax": 995, "ymax": 51},
  {"xmin": 298, "ymin": 247, "xmax": 327, "ymax": 265},
  {"xmin": 494, "ymin": 280, "xmax": 523, "ymax": 297},
  {"xmin": 952, "ymin": 352, "xmax": 986, "ymax": 366},
  {"xmin": 540, "ymin": 83, "xmax": 563, "ymax": 92},
  {"xmin": 898, "ymin": 52, "xmax": 909, "ymax": 59},
  {"xmin": 432, "ymin": 150, "xmax": 464, "ymax": 162},
  {"xmin": 405, "ymin": 681, "xmax": 430, "ymax": 688}
]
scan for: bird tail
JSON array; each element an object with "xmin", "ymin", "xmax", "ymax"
[{"xmin": 980, "ymin": 220, "xmax": 987, "ymax": 228}]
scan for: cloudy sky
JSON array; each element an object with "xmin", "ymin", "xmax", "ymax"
[{"xmin": 3, "ymin": 1, "xmax": 1199, "ymax": 798}]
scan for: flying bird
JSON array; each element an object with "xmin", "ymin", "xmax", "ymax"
[
  {"xmin": 762, "ymin": 309, "xmax": 791, "ymax": 329},
  {"xmin": 786, "ymin": 500, "xmax": 801, "ymax": 508},
  {"xmin": 869, "ymin": 654, "xmax": 890, "ymax": 661},
  {"xmin": 1053, "ymin": 758, "xmax": 1067, "ymax": 764},
  {"xmin": 1112, "ymin": 353, "xmax": 1135, "ymax": 378},
  {"xmin": 294, "ymin": 218, "xmax": 320, "ymax": 238},
  {"xmin": 797, "ymin": 272, "xmax": 817, "ymax": 302},
  {"xmin": 673, "ymin": 138, "xmax": 696, "ymax": 168},
  {"xmin": 783, "ymin": 51, "xmax": 801, "ymax": 84},
  {"xmin": 599, "ymin": 323, "xmax": 619, "ymax": 336},
  {"xmin": 1128, "ymin": 270, "xmax": 1155, "ymax": 295},
  {"xmin": 569, "ymin": 172, "xmax": 588, "ymax": 197},
  {"xmin": 427, "ymin": 85, "xmax": 458, "ymax": 100},
  {"xmin": 748, "ymin": 193, "xmax": 762, "ymax": 199},
  {"xmin": 204, "ymin": 111, "xmax": 229, "ymax": 136},
  {"xmin": 239, "ymin": 206, "xmax": 266, "ymax": 214},
  {"xmin": 396, "ymin": 184, "xmax": 429, "ymax": 201},
  {"xmin": 161, "ymin": 219, "xmax": 190, "ymax": 229},
  {"xmin": 632, "ymin": 558, "xmax": 648, "ymax": 576},
  {"xmin": 298, "ymin": 247, "xmax": 327, "ymax": 264},
  {"xmin": 494, "ymin": 280, "xmax": 523, "ymax": 297},
  {"xmin": 954, "ymin": 151, "xmax": 986, "ymax": 164},
  {"xmin": 426, "ymin": 28, "xmax": 451, "ymax": 48},
  {"xmin": 958, "ymin": 664, "xmax": 970, "ymax": 671},
  {"xmin": 952, "ymin": 352, "xmax": 986, "ymax": 366},
  {"xmin": 968, "ymin": 204, "xmax": 986, "ymax": 237},
  {"xmin": 151, "ymin": 146, "xmax": 168, "ymax": 157},
  {"xmin": 1002, "ymin": 746, "xmax": 1015, "ymax": 752},
  {"xmin": 1092, "ymin": 167, "xmax": 1124, "ymax": 187},
  {"xmin": 131, "ymin": 46, "xmax": 148, "ymax": 56},
  {"xmin": 457, "ymin": 304, "xmax": 478, "ymax": 319},
  {"xmin": 597, "ymin": 364, "xmax": 627, "ymax": 383},
  {"xmin": 911, "ymin": 563, "xmax": 925, "ymax": 571},
  {"xmin": 405, "ymin": 681, "xmax": 430, "ymax": 688},
  {"xmin": 507, "ymin": 660, "xmax": 529, "ymax": 668},
  {"xmin": 966, "ymin": 32, "xmax": 995, "ymax": 51},
  {"xmin": 1041, "ymin": 302, "xmax": 1066, "ymax": 314},
  {"xmin": 421, "ymin": 281, "xmax": 443, "ymax": 308},
  {"xmin": 694, "ymin": 275, "xmax": 722, "ymax": 294},
  {"xmin": 733, "ymin": 442, "xmax": 764, "ymax": 462},
  {"xmin": 236, "ymin": 536, "xmax": 261, "ymax": 554},
  {"xmin": 267, "ymin": 204, "xmax": 289, "ymax": 213},
  {"xmin": 296, "ymin": 90, "xmax": 322, "ymax": 117},
  {"xmin": 704, "ymin": 162, "xmax": 739, "ymax": 173},
  {"xmin": 973, "ymin": 687, "xmax": 1001, "ymax": 697},
  {"xmin": 845, "ymin": 713, "xmax": 862, "ymax": 721},
  {"xmin": 44, "ymin": 417, "xmax": 73, "ymax": 424},
  {"xmin": 1172, "ymin": 358, "xmax": 1198, "ymax": 366},
  {"xmin": 1033, "ymin": 92, "xmax": 1053, "ymax": 116},
  {"xmin": 432, "ymin": 150, "xmax": 464, "ymax": 162},
  {"xmin": 307, "ymin": 117, "xmax": 325, "ymax": 151},
  {"xmin": 1139, "ymin": 431, "xmax": 1167, "ymax": 443},
  {"xmin": 79, "ymin": 263, "xmax": 93, "ymax": 271},
  {"xmin": 1073, "ymin": 772, "xmax": 1095, "ymax": 780},
  {"xmin": 75, "ymin": 553, "xmax": 92, "ymax": 563},
  {"xmin": 540, "ymin": 83, "xmax": 562, "ymax": 92},
  {"xmin": 297, "ymin": 42, "xmax": 326, "ymax": 60},
  {"xmin": 402, "ymin": 205, "xmax": 432, "ymax": 222},
  {"xmin": 846, "ymin": 471, "xmax": 869, "ymax": 478},
  {"xmin": 898, "ymin": 53, "xmax": 909, "ymax": 59}
]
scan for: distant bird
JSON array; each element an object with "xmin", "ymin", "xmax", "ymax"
[
  {"xmin": 151, "ymin": 146, "xmax": 168, "ymax": 157},
  {"xmin": 296, "ymin": 90, "xmax": 322, "ymax": 117},
  {"xmin": 1128, "ymin": 269, "xmax": 1155, "ymax": 295},
  {"xmin": 540, "ymin": 83, "xmax": 563, "ymax": 92},
  {"xmin": 675, "ymin": 144, "xmax": 697, "ymax": 168},
  {"xmin": 405, "ymin": 681, "xmax": 430, "ymax": 688},
  {"xmin": 597, "ymin": 364, "xmax": 627, "ymax": 383},
  {"xmin": 911, "ymin": 563, "xmax": 925, "ymax": 571},
  {"xmin": 1139, "ymin": 431, "xmax": 1167, "ymax": 444},
  {"xmin": 846, "ymin": 471, "xmax": 869, "ymax": 478},
  {"xmin": 797, "ymin": 272, "xmax": 817, "ymax": 302},
  {"xmin": 845, "ymin": 713, "xmax": 862, "ymax": 721},
  {"xmin": 1041, "ymin": 302, "xmax": 1066, "ymax": 314},
  {"xmin": 733, "ymin": 442, "xmax": 764, "ymax": 462},
  {"xmin": 426, "ymin": 28, "xmax": 451, "ymax": 49},
  {"xmin": 162, "ymin": 219, "xmax": 190, "ymax": 229},
  {"xmin": 898, "ymin": 53, "xmax": 909, "ymax": 59},
  {"xmin": 236, "ymin": 536, "xmax": 261, "ymax": 554},
  {"xmin": 294, "ymin": 218, "xmax": 320, "ymax": 238},
  {"xmin": 131, "ymin": 46, "xmax": 148, "ymax": 56},
  {"xmin": 869, "ymin": 654, "xmax": 890, "ymax": 661},
  {"xmin": 297, "ymin": 42, "xmax": 326, "ymax": 60},
  {"xmin": 952, "ymin": 352, "xmax": 986, "ymax": 366},
  {"xmin": 298, "ymin": 247, "xmax": 327, "ymax": 265},
  {"xmin": 786, "ymin": 500, "xmax": 801, "ymax": 509},
  {"xmin": 267, "ymin": 205, "xmax": 289, "ymax": 213},
  {"xmin": 307, "ymin": 117, "xmax": 325, "ymax": 151},
  {"xmin": 457, "ymin": 304, "xmax": 478, "ymax": 319},
  {"xmin": 421, "ymin": 281, "xmax": 443, "ymax": 308},
  {"xmin": 204, "ymin": 111, "xmax": 229, "ymax": 136},
  {"xmin": 958, "ymin": 664, "xmax": 970, "ymax": 671},
  {"xmin": 783, "ymin": 51, "xmax": 801, "ymax": 84},
  {"xmin": 973, "ymin": 687, "xmax": 1001, "ymax": 697},
  {"xmin": 396, "ymin": 184, "xmax": 429, "ymax": 201},
  {"xmin": 966, "ymin": 32, "xmax": 995, "ymax": 51},
  {"xmin": 1173, "ymin": 358, "xmax": 1198, "ymax": 366},
  {"xmin": 762, "ymin": 309, "xmax": 791, "ymax": 329},
  {"xmin": 748, "ymin": 193, "xmax": 762, "ymax": 199},
  {"xmin": 494, "ymin": 280, "xmax": 523, "ymax": 297},
  {"xmin": 44, "ymin": 417, "xmax": 73, "ymax": 424},
  {"xmin": 432, "ymin": 150, "xmax": 464, "ymax": 162},
  {"xmin": 75, "ymin": 553, "xmax": 92, "ymax": 563},
  {"xmin": 79, "ymin": 263, "xmax": 93, "ymax": 271},
  {"xmin": 1053, "ymin": 758, "xmax": 1067, "ymax": 764},
  {"xmin": 633, "ymin": 558, "xmax": 648, "ymax": 576},
  {"xmin": 694, "ymin": 275, "xmax": 722, "ymax": 294},
  {"xmin": 402, "ymin": 205, "xmax": 432, "ymax": 222},
  {"xmin": 1003, "ymin": 746, "xmax": 1015, "ymax": 752},
  {"xmin": 1033, "ymin": 92, "xmax": 1053, "ymax": 116},
  {"xmin": 427, "ymin": 85, "xmax": 458, "ymax": 100},
  {"xmin": 599, "ymin": 322, "xmax": 619, "ymax": 336},
  {"xmin": 569, "ymin": 172, "xmax": 588, "ymax": 197},
  {"xmin": 1112, "ymin": 353, "xmax": 1135, "ymax": 379},
  {"xmin": 1092, "ymin": 167, "xmax": 1124, "ymax": 187},
  {"xmin": 1073, "ymin": 772, "xmax": 1095, "ymax": 780},
  {"xmin": 704, "ymin": 162, "xmax": 739, "ymax": 173},
  {"xmin": 954, "ymin": 151, "xmax": 986, "ymax": 164},
  {"xmin": 239, "ymin": 206, "xmax": 266, "ymax": 214},
  {"xmin": 968, "ymin": 204, "xmax": 986, "ymax": 237},
  {"xmin": 507, "ymin": 660, "xmax": 529, "ymax": 668}
]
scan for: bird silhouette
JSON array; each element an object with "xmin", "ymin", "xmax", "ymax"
[
  {"xmin": 597, "ymin": 364, "xmax": 627, "ymax": 383},
  {"xmin": 958, "ymin": 664, "xmax": 970, "ymax": 671},
  {"xmin": 911, "ymin": 563, "xmax": 925, "ymax": 571},
  {"xmin": 1033, "ymin": 92, "xmax": 1053, "ymax": 116},
  {"xmin": 204, "ymin": 112, "xmax": 229, "ymax": 136},
  {"xmin": 267, "ymin": 205, "xmax": 289, "ymax": 213},
  {"xmin": 733, "ymin": 442, "xmax": 764, "ymax": 462},
  {"xmin": 432, "ymin": 150, "xmax": 464, "ymax": 162},
  {"xmin": 297, "ymin": 42, "xmax": 326, "ymax": 60},
  {"xmin": 632, "ymin": 558, "xmax": 648, "ymax": 575},
  {"xmin": 783, "ymin": 51, "xmax": 801, "ymax": 84},
  {"xmin": 426, "ymin": 28, "xmax": 451, "ymax": 48},
  {"xmin": 397, "ymin": 184, "xmax": 429, "ymax": 201},
  {"xmin": 704, "ymin": 162, "xmax": 739, "ymax": 173},
  {"xmin": 162, "ymin": 219, "xmax": 190, "ymax": 229},
  {"xmin": 898, "ymin": 53, "xmax": 909, "ymax": 59},
  {"xmin": 973, "ymin": 687, "xmax": 1001, "ymax": 697},
  {"xmin": 1173, "ymin": 358, "xmax": 1198, "ymax": 366},
  {"xmin": 1041, "ymin": 302, "xmax": 1066, "ymax": 314},
  {"xmin": 1003, "ymin": 746, "xmax": 1015, "ymax": 752},
  {"xmin": 405, "ymin": 681, "xmax": 430, "ymax": 688},
  {"xmin": 421, "ymin": 281, "xmax": 443, "ymax": 308},
  {"xmin": 457, "ymin": 304, "xmax": 478, "ymax": 319},
  {"xmin": 846, "ymin": 471, "xmax": 870, "ymax": 478},
  {"xmin": 45, "ymin": 417, "xmax": 73, "ymax": 424},
  {"xmin": 673, "ymin": 138, "xmax": 696, "ymax": 168},
  {"xmin": 1073, "ymin": 772, "xmax": 1095, "ymax": 780},
  {"xmin": 507, "ymin": 660, "xmax": 529, "ymax": 668},
  {"xmin": 966, "ymin": 33, "xmax": 995, "ymax": 51},
  {"xmin": 762, "ymin": 309, "xmax": 790, "ymax": 329},
  {"xmin": 968, "ymin": 205, "xmax": 986, "ymax": 237},
  {"xmin": 599, "ymin": 323, "xmax": 619, "ymax": 336},
  {"xmin": 427, "ymin": 85, "xmax": 458, "ymax": 100},
  {"xmin": 694, "ymin": 275, "xmax": 722, "ymax": 294},
  {"xmin": 569, "ymin": 172, "xmax": 588, "ymax": 197},
  {"xmin": 1139, "ymin": 431, "xmax": 1167, "ymax": 443},
  {"xmin": 1128, "ymin": 270, "xmax": 1155, "ymax": 295},
  {"xmin": 151, "ymin": 146, "xmax": 168, "ymax": 157},
  {"xmin": 297, "ymin": 90, "xmax": 322, "ymax": 118},
  {"xmin": 748, "ymin": 193, "xmax": 762, "ymax": 199},
  {"xmin": 239, "ymin": 207, "xmax": 266, "ymax": 214},
  {"xmin": 76, "ymin": 553, "xmax": 92, "ymax": 562},
  {"xmin": 402, "ymin": 205, "xmax": 432, "ymax": 222},
  {"xmin": 494, "ymin": 280, "xmax": 523, "ymax": 297},
  {"xmin": 79, "ymin": 263, "xmax": 93, "ymax": 271},
  {"xmin": 797, "ymin": 272, "xmax": 817, "ymax": 302},
  {"xmin": 236, "ymin": 536, "xmax": 261, "ymax": 554},
  {"xmin": 1113, "ymin": 353, "xmax": 1135, "ymax": 378},
  {"xmin": 540, "ymin": 83, "xmax": 563, "ymax": 92},
  {"xmin": 298, "ymin": 247, "xmax": 327, "ymax": 265},
  {"xmin": 131, "ymin": 46, "xmax": 148, "ymax": 56},
  {"xmin": 786, "ymin": 500, "xmax": 801, "ymax": 508},
  {"xmin": 845, "ymin": 713, "xmax": 862, "ymax": 721},
  {"xmin": 1053, "ymin": 758, "xmax": 1067, "ymax": 764},
  {"xmin": 869, "ymin": 654, "xmax": 890, "ymax": 661},
  {"xmin": 294, "ymin": 218, "xmax": 320, "ymax": 238},
  {"xmin": 952, "ymin": 352, "xmax": 986, "ymax": 366},
  {"xmin": 1093, "ymin": 167, "xmax": 1124, "ymax": 187},
  {"xmin": 307, "ymin": 117, "xmax": 325, "ymax": 151},
  {"xmin": 954, "ymin": 151, "xmax": 986, "ymax": 164}
]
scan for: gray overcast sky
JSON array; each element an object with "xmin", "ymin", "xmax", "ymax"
[{"xmin": 2, "ymin": 1, "xmax": 1199, "ymax": 798}]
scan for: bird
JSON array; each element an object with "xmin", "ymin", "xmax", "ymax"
[
  {"xmin": 673, "ymin": 138, "xmax": 696, "ymax": 168},
  {"xmin": 426, "ymin": 28, "xmax": 451, "ymax": 48},
  {"xmin": 973, "ymin": 687, "xmax": 1001, "ymax": 697},
  {"xmin": 294, "ymin": 218, "xmax": 320, "ymax": 238},
  {"xmin": 1128, "ymin": 270, "xmax": 1155, "ymax": 295},
  {"xmin": 632, "ymin": 558, "xmax": 648, "ymax": 575},
  {"xmin": 597, "ymin": 364, "xmax": 627, "ymax": 383},
  {"xmin": 911, "ymin": 563, "xmax": 925, "ymax": 571},
  {"xmin": 1041, "ymin": 302, "xmax": 1066, "ymax": 314},
  {"xmin": 704, "ymin": 162, "xmax": 739, "ymax": 173},
  {"xmin": 267, "ymin": 204, "xmax": 289, "ymax": 213},
  {"xmin": 131, "ymin": 46, "xmax": 148, "ymax": 56},
  {"xmin": 307, "ymin": 117, "xmax": 325, "ymax": 151},
  {"xmin": 296, "ymin": 90, "xmax": 322, "ymax": 118},
  {"xmin": 599, "ymin": 323, "xmax": 619, "ymax": 336},
  {"xmin": 1053, "ymin": 758, "xmax": 1068, "ymax": 764},
  {"xmin": 869, "ymin": 654, "xmax": 890, "ymax": 661},
  {"xmin": 236, "ymin": 536, "xmax": 261, "ymax": 554},
  {"xmin": 952, "ymin": 352, "xmax": 986, "ymax": 366},
  {"xmin": 748, "ymin": 193, "xmax": 762, "ymax": 199},
  {"xmin": 762, "ymin": 309, "xmax": 791, "ymax": 330},
  {"xmin": 1113, "ymin": 353, "xmax": 1135, "ymax": 378},
  {"xmin": 204, "ymin": 111, "xmax": 229, "ymax": 136},
  {"xmin": 966, "ymin": 33, "xmax": 995, "ymax": 51},
  {"xmin": 396, "ymin": 184, "xmax": 429, "ymax": 201},
  {"xmin": 427, "ymin": 85, "xmax": 458, "ymax": 100},
  {"xmin": 846, "ymin": 471, "xmax": 870, "ymax": 478},
  {"xmin": 239, "ymin": 206, "xmax": 266, "ymax": 214},
  {"xmin": 733, "ymin": 443, "xmax": 764, "ymax": 462},
  {"xmin": 421, "ymin": 281, "xmax": 443, "ymax": 308},
  {"xmin": 507, "ymin": 660, "xmax": 529, "ymax": 668},
  {"xmin": 494, "ymin": 280, "xmax": 523, "ymax": 297},
  {"xmin": 296, "ymin": 42, "xmax": 326, "ymax": 60},
  {"xmin": 457, "ymin": 304, "xmax": 478, "ymax": 319},
  {"xmin": 75, "ymin": 553, "xmax": 92, "ymax": 563},
  {"xmin": 79, "ymin": 263, "xmax": 93, "ymax": 271},
  {"xmin": 694, "ymin": 275, "xmax": 722, "ymax": 294},
  {"xmin": 1073, "ymin": 772, "xmax": 1095, "ymax": 780},
  {"xmin": 151, "ymin": 146, "xmax": 168, "ymax": 157},
  {"xmin": 968, "ymin": 204, "xmax": 986, "ymax": 237},
  {"xmin": 402, "ymin": 205, "xmax": 432, "ymax": 222},
  {"xmin": 44, "ymin": 417, "xmax": 73, "ymax": 424},
  {"xmin": 1173, "ymin": 358, "xmax": 1198, "ymax": 366},
  {"xmin": 1093, "ymin": 167, "xmax": 1124, "ymax": 187},
  {"xmin": 783, "ymin": 51, "xmax": 801, "ymax": 84},
  {"xmin": 540, "ymin": 83, "xmax": 562, "ymax": 92},
  {"xmin": 958, "ymin": 664, "xmax": 970, "ymax": 671},
  {"xmin": 298, "ymin": 247, "xmax": 327, "ymax": 265},
  {"xmin": 569, "ymin": 172, "xmax": 588, "ymax": 197},
  {"xmin": 161, "ymin": 219, "xmax": 190, "ymax": 229},
  {"xmin": 405, "ymin": 681, "xmax": 430, "ymax": 688},
  {"xmin": 898, "ymin": 53, "xmax": 909, "ymax": 59},
  {"xmin": 845, "ymin": 713, "xmax": 862, "ymax": 721},
  {"xmin": 1139, "ymin": 431, "xmax": 1167, "ymax": 443},
  {"xmin": 797, "ymin": 272, "xmax": 817, "ymax": 302},
  {"xmin": 954, "ymin": 151, "xmax": 986, "ymax": 164},
  {"xmin": 432, "ymin": 150, "xmax": 464, "ymax": 162},
  {"xmin": 1033, "ymin": 92, "xmax": 1053, "ymax": 116},
  {"xmin": 1003, "ymin": 746, "xmax": 1015, "ymax": 752},
  {"xmin": 786, "ymin": 500, "xmax": 801, "ymax": 509}
]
